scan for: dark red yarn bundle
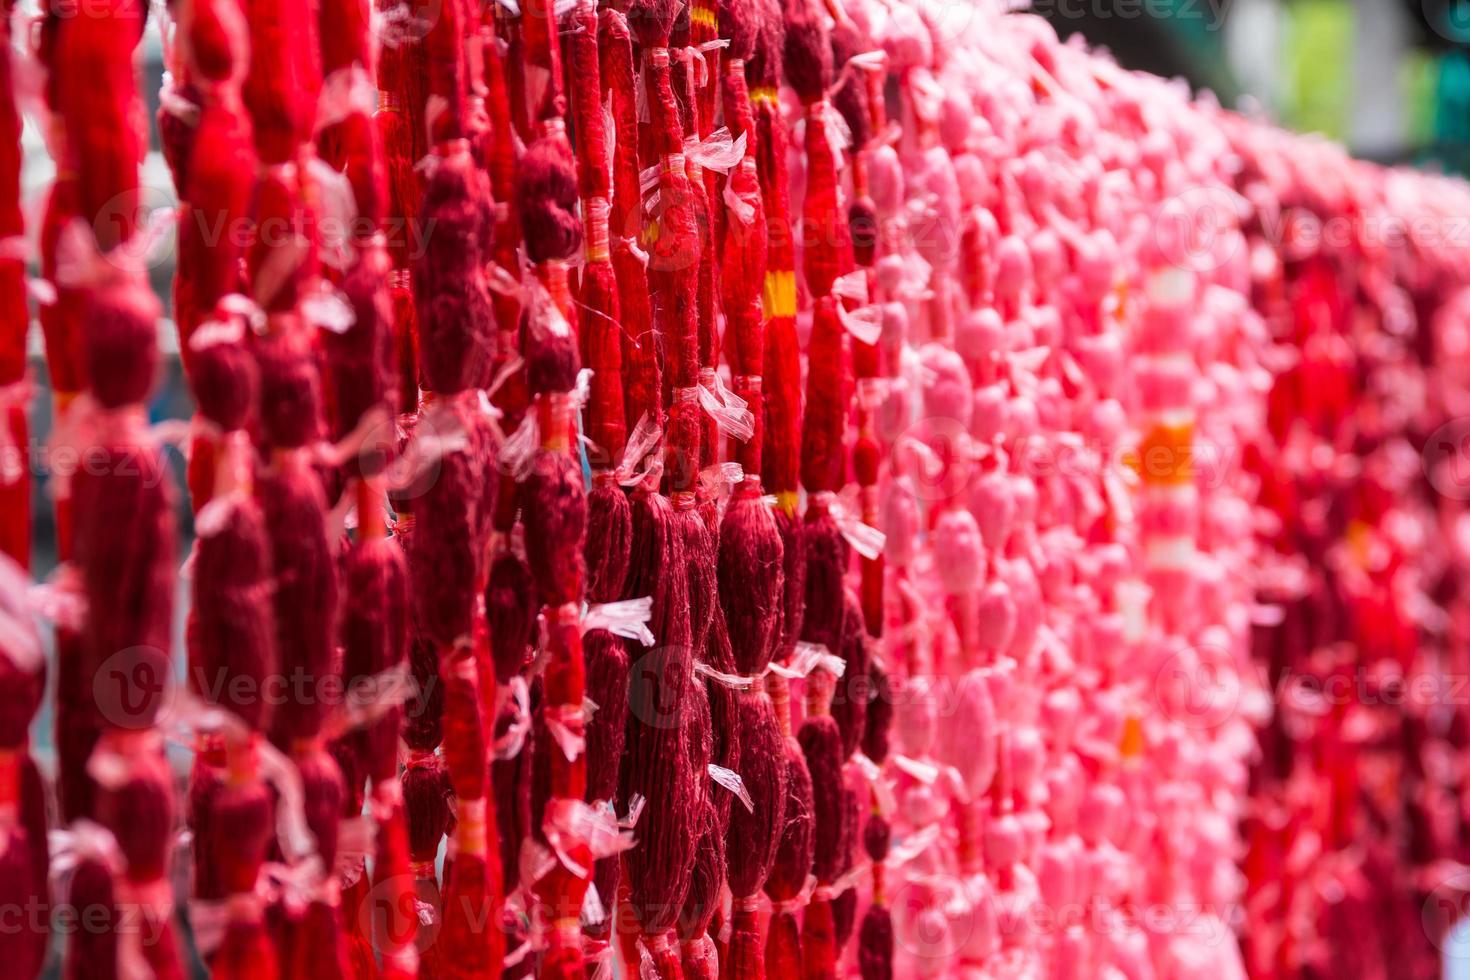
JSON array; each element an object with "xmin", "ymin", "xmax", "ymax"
[
  {"xmin": 375, "ymin": 0, "xmax": 426, "ymax": 419},
  {"xmin": 655, "ymin": 27, "xmax": 729, "ymax": 967},
  {"xmin": 857, "ymin": 664, "xmax": 894, "ymax": 980},
  {"xmin": 339, "ymin": 461, "xmax": 421, "ymax": 978},
  {"xmin": 50, "ymin": 0, "xmax": 162, "ymax": 843},
  {"xmin": 743, "ymin": 56, "xmax": 815, "ymax": 977},
  {"xmin": 856, "ymin": 814, "xmax": 893, "ymax": 980},
  {"xmin": 514, "ymin": 15, "xmax": 597, "ymax": 959},
  {"xmin": 0, "ymin": 11, "xmax": 41, "ymax": 975},
  {"xmin": 311, "ymin": 2, "xmax": 417, "ymax": 962},
  {"xmin": 614, "ymin": 3, "xmax": 710, "ymax": 975},
  {"xmin": 797, "ymin": 674, "xmax": 845, "ymax": 980},
  {"xmin": 823, "ymin": 599, "xmax": 871, "ymax": 966},
  {"xmin": 764, "ymin": 667, "xmax": 816, "ymax": 980},
  {"xmin": 712, "ymin": 10, "xmax": 786, "ymax": 971},
  {"xmin": 175, "ymin": 0, "xmax": 256, "ymax": 347},
  {"xmin": 416, "ymin": 143, "xmax": 496, "ymax": 397},
  {"xmin": 252, "ymin": 329, "xmax": 351, "ymax": 980},
  {"xmin": 188, "ymin": 345, "xmax": 274, "ymax": 980},
  {"xmin": 252, "ymin": 328, "xmax": 338, "ymax": 745},
  {"xmin": 580, "ymin": 459, "xmax": 632, "ymax": 953},
  {"xmin": 185, "ymin": 328, "xmax": 275, "ymax": 925},
  {"xmin": 0, "ymin": 558, "xmax": 47, "ymax": 980},
  {"xmin": 210, "ymin": 741, "xmax": 277, "ymax": 980},
  {"xmin": 571, "ymin": 7, "xmax": 636, "ymax": 947},
  {"xmin": 520, "ymin": 418, "xmax": 590, "ymax": 975},
  {"xmin": 0, "ymin": 0, "xmax": 25, "ymax": 572},
  {"xmin": 33, "ymin": 3, "xmax": 90, "ymax": 834},
  {"xmin": 678, "ymin": 504, "xmax": 726, "ymax": 979},
  {"xmin": 486, "ymin": 540, "xmax": 536, "ymax": 916},
  {"xmin": 581, "ymin": 519, "xmax": 631, "ymax": 952},
  {"xmin": 407, "ymin": 141, "xmax": 498, "ymax": 934},
  {"xmin": 408, "ymin": 334, "xmax": 503, "ymax": 975},
  {"xmin": 172, "ymin": 0, "xmax": 256, "ymax": 512},
  {"xmin": 68, "ymin": 164, "xmax": 183, "ymax": 980},
  {"xmin": 677, "ymin": 681, "xmax": 721, "ymax": 980},
  {"xmin": 438, "ymin": 642, "xmax": 503, "ymax": 979},
  {"xmin": 832, "ymin": 16, "xmax": 885, "ymax": 644},
  {"xmin": 781, "ymin": 13, "xmax": 857, "ymax": 968},
  {"xmin": 336, "ymin": 329, "xmax": 418, "ymax": 979},
  {"xmin": 678, "ymin": 495, "xmax": 722, "ymax": 801},
  {"xmin": 620, "ymin": 482, "xmax": 698, "ymax": 959},
  {"xmin": 407, "ymin": 10, "xmax": 505, "ymax": 968},
  {"xmin": 249, "ymin": 330, "xmax": 348, "ymax": 975},
  {"xmin": 403, "ymin": 749, "xmax": 451, "ymax": 935},
  {"xmin": 278, "ymin": 747, "xmax": 351, "ymax": 980}
]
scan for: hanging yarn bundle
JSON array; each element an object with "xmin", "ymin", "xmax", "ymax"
[
  {"xmin": 672, "ymin": 15, "xmax": 745, "ymax": 948},
  {"xmin": 42, "ymin": 0, "xmax": 147, "ymax": 836},
  {"xmin": 0, "ymin": 554, "xmax": 46, "ymax": 979},
  {"xmin": 28, "ymin": 0, "xmax": 91, "ymax": 847},
  {"xmin": 172, "ymin": 0, "xmax": 257, "ymax": 514},
  {"xmin": 857, "ymin": 660, "xmax": 895, "ymax": 980},
  {"xmin": 184, "ymin": 323, "xmax": 275, "ymax": 929},
  {"xmin": 375, "ymin": 0, "xmax": 427, "ymax": 419},
  {"xmin": 314, "ymin": 0, "xmax": 419, "ymax": 966},
  {"xmin": 784, "ymin": 4, "xmax": 860, "ymax": 974},
  {"xmin": 173, "ymin": 0, "xmax": 256, "ymax": 349},
  {"xmin": 338, "ymin": 457, "xmax": 420, "ymax": 979},
  {"xmin": 49, "ymin": 6, "xmax": 183, "ymax": 980},
  {"xmin": 515, "ymin": 59, "xmax": 596, "ymax": 979},
  {"xmin": 252, "ymin": 274, "xmax": 350, "ymax": 980},
  {"xmin": 562, "ymin": 2, "xmax": 638, "ymax": 969},
  {"xmin": 0, "ymin": 0, "xmax": 28, "ymax": 571},
  {"xmin": 599, "ymin": 8, "xmax": 661, "ymax": 435},
  {"xmin": 615, "ymin": 2, "xmax": 711, "ymax": 976},
  {"xmin": 711, "ymin": 3, "xmax": 788, "ymax": 978},
  {"xmin": 408, "ymin": 6, "xmax": 504, "ymax": 974},
  {"xmin": 69, "ymin": 293, "xmax": 184, "ymax": 977},
  {"xmin": 0, "ymin": 13, "xmax": 43, "ymax": 966}
]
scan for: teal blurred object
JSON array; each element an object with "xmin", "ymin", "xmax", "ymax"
[
  {"xmin": 1425, "ymin": 0, "xmax": 1470, "ymax": 46},
  {"xmin": 1434, "ymin": 50, "xmax": 1470, "ymax": 171}
]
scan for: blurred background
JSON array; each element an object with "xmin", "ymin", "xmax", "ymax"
[{"xmin": 1035, "ymin": 0, "xmax": 1470, "ymax": 169}]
